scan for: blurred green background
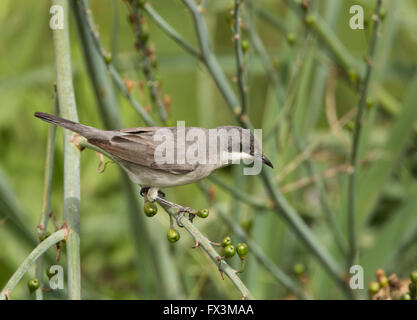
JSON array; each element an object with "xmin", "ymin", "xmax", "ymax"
[{"xmin": 1, "ymin": 0, "xmax": 417, "ymax": 299}]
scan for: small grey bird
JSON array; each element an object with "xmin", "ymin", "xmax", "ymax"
[{"xmin": 34, "ymin": 112, "xmax": 273, "ymax": 224}]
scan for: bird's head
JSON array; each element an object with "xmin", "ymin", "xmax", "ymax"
[{"xmin": 216, "ymin": 126, "xmax": 274, "ymax": 169}]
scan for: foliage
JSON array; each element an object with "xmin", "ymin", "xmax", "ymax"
[{"xmin": 0, "ymin": 0, "xmax": 416, "ymax": 299}]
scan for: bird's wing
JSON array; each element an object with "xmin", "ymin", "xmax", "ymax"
[{"xmin": 90, "ymin": 127, "xmax": 197, "ymax": 174}]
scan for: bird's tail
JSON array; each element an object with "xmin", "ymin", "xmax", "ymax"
[{"xmin": 34, "ymin": 112, "xmax": 106, "ymax": 140}]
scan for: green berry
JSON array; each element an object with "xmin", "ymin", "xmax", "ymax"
[
  {"xmin": 408, "ymin": 282, "xmax": 416, "ymax": 295},
  {"xmin": 28, "ymin": 278, "xmax": 40, "ymax": 294},
  {"xmin": 221, "ymin": 236, "xmax": 232, "ymax": 248},
  {"xmin": 103, "ymin": 52, "xmax": 112, "ymax": 65},
  {"xmin": 272, "ymin": 58, "xmax": 280, "ymax": 70},
  {"xmin": 236, "ymin": 243, "xmax": 248, "ymax": 259},
  {"xmin": 197, "ymin": 208, "xmax": 209, "ymax": 218},
  {"xmin": 305, "ymin": 15, "xmax": 316, "ymax": 28},
  {"xmin": 410, "ymin": 270, "xmax": 417, "ymax": 284},
  {"xmin": 144, "ymin": 201, "xmax": 158, "ymax": 217},
  {"xmin": 366, "ymin": 97, "xmax": 375, "ymax": 110},
  {"xmin": 138, "ymin": 0, "xmax": 146, "ymax": 9},
  {"xmin": 167, "ymin": 229, "xmax": 180, "ymax": 243},
  {"xmin": 380, "ymin": 7, "xmax": 387, "ymax": 21},
  {"xmin": 46, "ymin": 266, "xmax": 57, "ymax": 280},
  {"xmin": 240, "ymin": 218, "xmax": 253, "ymax": 233},
  {"xmin": 346, "ymin": 121, "xmax": 355, "ymax": 132},
  {"xmin": 293, "ymin": 263, "xmax": 305, "ymax": 276},
  {"xmin": 286, "ymin": 33, "xmax": 296, "ymax": 46},
  {"xmin": 401, "ymin": 293, "xmax": 412, "ymax": 300},
  {"xmin": 241, "ymin": 40, "xmax": 249, "ymax": 53},
  {"xmin": 140, "ymin": 32, "xmax": 149, "ymax": 44},
  {"xmin": 369, "ymin": 281, "xmax": 380, "ymax": 295},
  {"xmin": 348, "ymin": 68, "xmax": 357, "ymax": 84},
  {"xmin": 39, "ymin": 231, "xmax": 51, "ymax": 242},
  {"xmin": 379, "ymin": 276, "xmax": 389, "ymax": 288},
  {"xmin": 224, "ymin": 244, "xmax": 236, "ymax": 258}
]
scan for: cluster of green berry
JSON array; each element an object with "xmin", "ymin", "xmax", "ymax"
[
  {"xmin": 368, "ymin": 269, "xmax": 417, "ymax": 300},
  {"xmin": 401, "ymin": 270, "xmax": 417, "ymax": 300},
  {"xmin": 143, "ymin": 201, "xmax": 210, "ymax": 244},
  {"xmin": 219, "ymin": 236, "xmax": 248, "ymax": 273},
  {"xmin": 220, "ymin": 236, "xmax": 248, "ymax": 260}
]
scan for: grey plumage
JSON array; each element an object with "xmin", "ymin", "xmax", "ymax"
[{"xmin": 34, "ymin": 112, "xmax": 273, "ymax": 188}]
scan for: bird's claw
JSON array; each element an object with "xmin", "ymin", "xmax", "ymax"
[
  {"xmin": 189, "ymin": 213, "xmax": 196, "ymax": 223},
  {"xmin": 176, "ymin": 211, "xmax": 185, "ymax": 228}
]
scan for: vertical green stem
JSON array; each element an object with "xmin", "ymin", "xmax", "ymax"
[
  {"xmin": 130, "ymin": 1, "xmax": 168, "ymax": 124},
  {"xmin": 71, "ymin": 0, "xmax": 184, "ymax": 298},
  {"xmin": 52, "ymin": 0, "xmax": 81, "ymax": 299},
  {"xmin": 233, "ymin": 0, "xmax": 248, "ymax": 116},
  {"xmin": 347, "ymin": 0, "xmax": 382, "ymax": 267},
  {"xmin": 35, "ymin": 90, "xmax": 58, "ymax": 300}
]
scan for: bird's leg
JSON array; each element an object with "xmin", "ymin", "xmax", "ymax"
[
  {"xmin": 143, "ymin": 187, "xmax": 197, "ymax": 227},
  {"xmin": 140, "ymin": 187, "xmax": 149, "ymax": 197},
  {"xmin": 140, "ymin": 186, "xmax": 165, "ymax": 199}
]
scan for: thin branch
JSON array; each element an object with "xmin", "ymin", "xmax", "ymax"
[
  {"xmin": 245, "ymin": 0, "xmax": 289, "ymax": 34},
  {"xmin": 75, "ymin": 0, "xmax": 155, "ymax": 126},
  {"xmin": 180, "ymin": 0, "xmax": 352, "ymax": 297},
  {"xmin": 52, "ymin": 0, "xmax": 81, "ymax": 300},
  {"xmin": 182, "ymin": 0, "xmax": 242, "ymax": 119},
  {"xmin": 35, "ymin": 87, "xmax": 58, "ymax": 300},
  {"xmin": 198, "ymin": 182, "xmax": 309, "ymax": 299},
  {"xmin": 275, "ymin": 108, "xmax": 355, "ymax": 183},
  {"xmin": 233, "ymin": 0, "xmax": 248, "ymax": 115},
  {"xmin": 72, "ymin": 0, "xmax": 185, "ymax": 298},
  {"xmin": 291, "ymin": 124, "xmax": 348, "ymax": 255},
  {"xmin": 0, "ymin": 228, "xmax": 69, "ymax": 300},
  {"xmin": 130, "ymin": 1, "xmax": 168, "ymax": 123},
  {"xmin": 144, "ymin": 3, "xmax": 200, "ymax": 59},
  {"xmin": 159, "ymin": 202, "xmax": 255, "ymax": 300},
  {"xmin": 208, "ymin": 175, "xmax": 269, "ymax": 210},
  {"xmin": 347, "ymin": 0, "xmax": 383, "ymax": 266},
  {"xmin": 245, "ymin": 13, "xmax": 285, "ymax": 103}
]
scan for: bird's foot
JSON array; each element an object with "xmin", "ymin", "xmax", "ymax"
[
  {"xmin": 173, "ymin": 205, "xmax": 197, "ymax": 228},
  {"xmin": 140, "ymin": 187, "xmax": 165, "ymax": 199},
  {"xmin": 153, "ymin": 196, "xmax": 196, "ymax": 228}
]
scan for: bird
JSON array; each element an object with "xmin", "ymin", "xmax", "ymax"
[{"xmin": 34, "ymin": 112, "xmax": 273, "ymax": 226}]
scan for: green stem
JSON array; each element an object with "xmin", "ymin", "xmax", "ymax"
[
  {"xmin": 131, "ymin": 1, "xmax": 167, "ymax": 124},
  {"xmin": 144, "ymin": 3, "xmax": 200, "ymax": 59},
  {"xmin": 0, "ymin": 229, "xmax": 68, "ymax": 300},
  {"xmin": 208, "ymin": 175, "xmax": 268, "ymax": 210},
  {"xmin": 245, "ymin": 12, "xmax": 285, "ymax": 103},
  {"xmin": 290, "ymin": 125, "xmax": 348, "ymax": 256},
  {"xmin": 72, "ymin": 0, "xmax": 184, "ymax": 298},
  {"xmin": 182, "ymin": 0, "xmax": 242, "ymax": 118},
  {"xmin": 233, "ymin": 0, "xmax": 248, "ymax": 115},
  {"xmin": 180, "ymin": 0, "xmax": 352, "ymax": 297},
  {"xmin": 347, "ymin": 0, "xmax": 382, "ymax": 267},
  {"xmin": 35, "ymin": 90, "xmax": 58, "ymax": 300},
  {"xmin": 160, "ymin": 203, "xmax": 255, "ymax": 300},
  {"xmin": 52, "ymin": 0, "xmax": 81, "ymax": 300},
  {"xmin": 198, "ymin": 182, "xmax": 309, "ymax": 299},
  {"xmin": 75, "ymin": 0, "xmax": 155, "ymax": 126}
]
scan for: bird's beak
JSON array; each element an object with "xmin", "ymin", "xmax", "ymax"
[{"xmin": 261, "ymin": 154, "xmax": 274, "ymax": 168}]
